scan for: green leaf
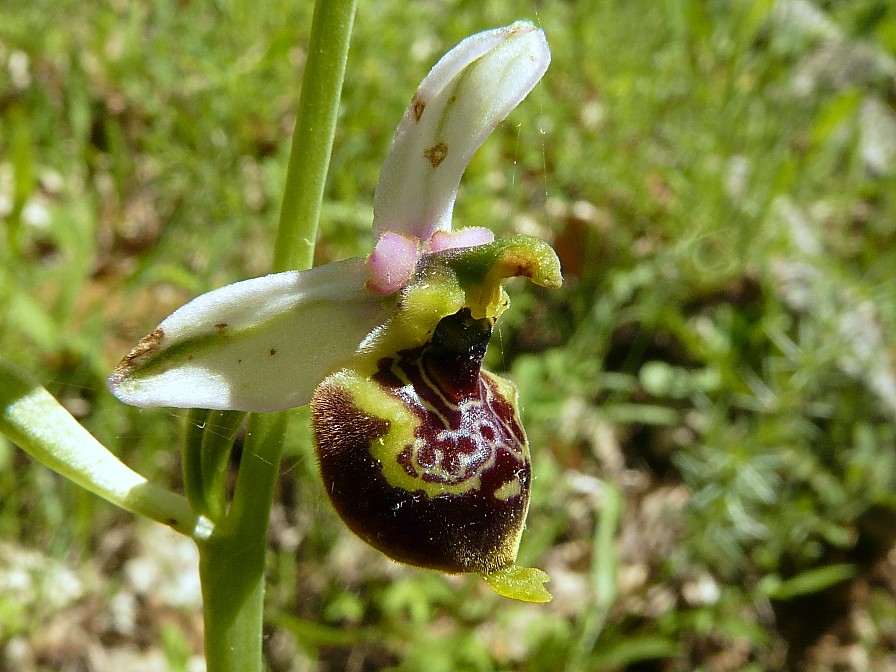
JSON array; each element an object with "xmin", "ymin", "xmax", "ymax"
[
  {"xmin": 761, "ymin": 564, "xmax": 856, "ymax": 600},
  {"xmin": 590, "ymin": 636, "xmax": 680, "ymax": 668}
]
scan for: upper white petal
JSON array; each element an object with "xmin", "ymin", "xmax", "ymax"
[
  {"xmin": 108, "ymin": 258, "xmax": 390, "ymax": 412},
  {"xmin": 373, "ymin": 21, "xmax": 551, "ymax": 242}
]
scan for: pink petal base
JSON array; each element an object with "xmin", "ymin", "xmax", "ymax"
[
  {"xmin": 367, "ymin": 227, "xmax": 496, "ymax": 296},
  {"xmin": 367, "ymin": 232, "xmax": 421, "ymax": 295}
]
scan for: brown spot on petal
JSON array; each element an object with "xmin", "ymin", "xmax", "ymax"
[
  {"xmin": 424, "ymin": 142, "xmax": 448, "ymax": 168},
  {"xmin": 113, "ymin": 327, "xmax": 164, "ymax": 377},
  {"xmin": 412, "ymin": 96, "xmax": 426, "ymax": 122}
]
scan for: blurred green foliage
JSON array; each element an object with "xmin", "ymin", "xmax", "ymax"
[{"xmin": 2, "ymin": 0, "xmax": 896, "ymax": 670}]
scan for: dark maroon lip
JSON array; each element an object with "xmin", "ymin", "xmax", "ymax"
[{"xmin": 312, "ymin": 308, "xmax": 531, "ymax": 575}]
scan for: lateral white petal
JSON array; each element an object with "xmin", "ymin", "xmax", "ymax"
[
  {"xmin": 107, "ymin": 258, "xmax": 390, "ymax": 412},
  {"xmin": 373, "ymin": 21, "xmax": 550, "ymax": 241}
]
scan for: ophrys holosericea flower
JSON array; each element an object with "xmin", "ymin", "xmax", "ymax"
[{"xmin": 109, "ymin": 21, "xmax": 560, "ymax": 602}]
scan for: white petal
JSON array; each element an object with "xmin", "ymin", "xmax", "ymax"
[
  {"xmin": 108, "ymin": 258, "xmax": 390, "ymax": 412},
  {"xmin": 373, "ymin": 21, "xmax": 550, "ymax": 241}
]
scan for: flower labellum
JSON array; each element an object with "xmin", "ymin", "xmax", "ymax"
[{"xmin": 107, "ymin": 21, "xmax": 557, "ymax": 602}]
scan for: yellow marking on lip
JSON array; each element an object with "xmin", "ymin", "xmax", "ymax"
[
  {"xmin": 494, "ymin": 478, "xmax": 522, "ymax": 501},
  {"xmin": 338, "ymin": 370, "xmax": 486, "ymax": 498}
]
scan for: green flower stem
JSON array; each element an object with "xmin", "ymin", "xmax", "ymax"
[
  {"xmin": 0, "ymin": 358, "xmax": 212, "ymax": 540},
  {"xmin": 198, "ymin": 411, "xmax": 289, "ymax": 672},
  {"xmin": 196, "ymin": 1, "xmax": 357, "ymax": 670},
  {"xmin": 273, "ymin": 0, "xmax": 359, "ymax": 273}
]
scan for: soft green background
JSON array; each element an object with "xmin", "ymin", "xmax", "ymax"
[{"xmin": 2, "ymin": 0, "xmax": 896, "ymax": 670}]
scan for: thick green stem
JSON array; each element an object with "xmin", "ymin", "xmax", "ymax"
[
  {"xmin": 197, "ymin": 1, "xmax": 358, "ymax": 670},
  {"xmin": 198, "ymin": 411, "xmax": 289, "ymax": 672},
  {"xmin": 273, "ymin": 0, "xmax": 359, "ymax": 273},
  {"xmin": 198, "ymin": 533, "xmax": 267, "ymax": 672}
]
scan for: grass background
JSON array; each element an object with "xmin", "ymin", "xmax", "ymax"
[{"xmin": 2, "ymin": 0, "xmax": 896, "ymax": 670}]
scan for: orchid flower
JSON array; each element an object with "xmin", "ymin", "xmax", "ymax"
[{"xmin": 108, "ymin": 21, "xmax": 560, "ymax": 603}]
